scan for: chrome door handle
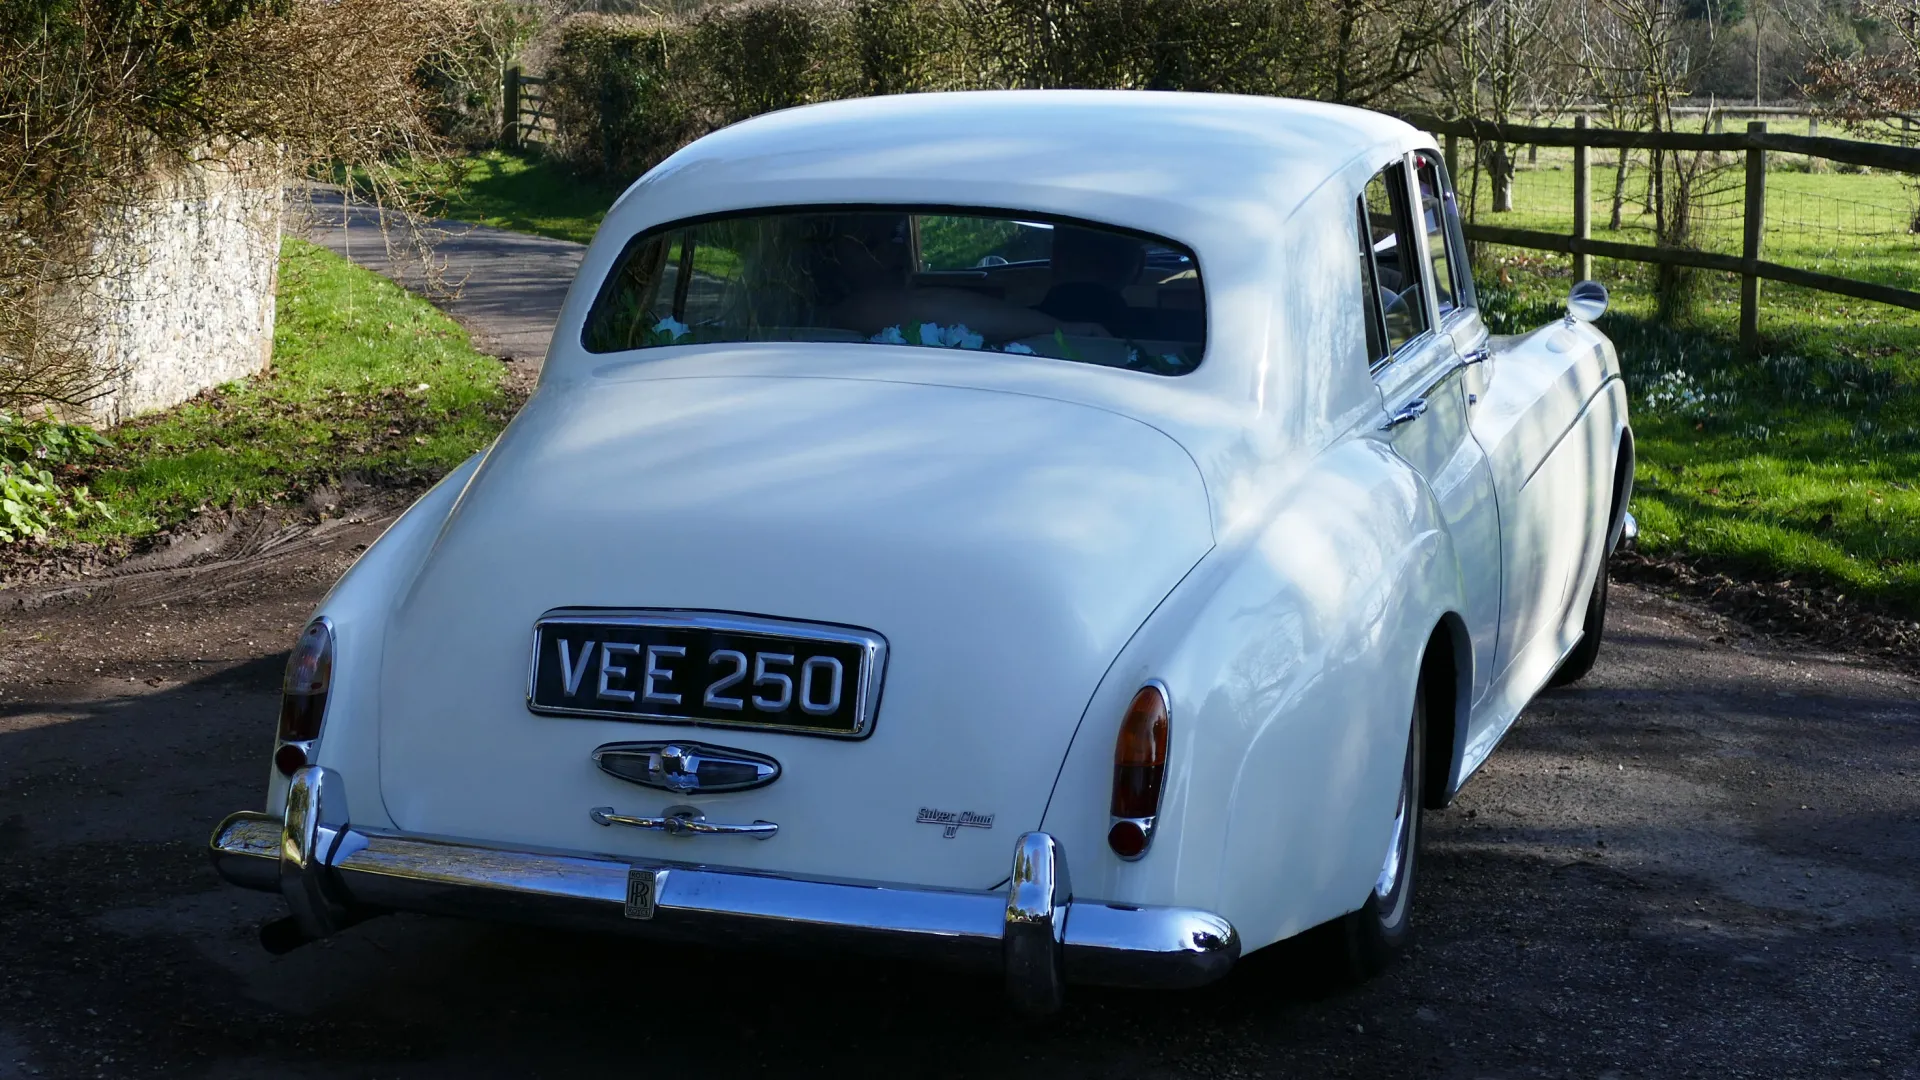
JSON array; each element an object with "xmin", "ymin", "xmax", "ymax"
[
  {"xmin": 1464, "ymin": 344, "xmax": 1491, "ymax": 365},
  {"xmin": 1380, "ymin": 398, "xmax": 1429, "ymax": 430},
  {"xmin": 591, "ymin": 805, "xmax": 779, "ymax": 840}
]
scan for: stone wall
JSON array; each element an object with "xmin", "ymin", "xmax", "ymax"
[{"xmin": 75, "ymin": 149, "xmax": 282, "ymax": 426}]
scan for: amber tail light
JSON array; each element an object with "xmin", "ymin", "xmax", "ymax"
[
  {"xmin": 275, "ymin": 619, "xmax": 334, "ymax": 775},
  {"xmin": 1108, "ymin": 682, "xmax": 1170, "ymax": 860}
]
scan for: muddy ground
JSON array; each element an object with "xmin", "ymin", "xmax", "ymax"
[{"xmin": 1, "ymin": 519, "xmax": 1916, "ymax": 1079}]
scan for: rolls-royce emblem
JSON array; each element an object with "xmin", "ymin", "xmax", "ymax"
[
  {"xmin": 593, "ymin": 742, "xmax": 780, "ymax": 794},
  {"xmin": 917, "ymin": 807, "xmax": 995, "ymax": 838}
]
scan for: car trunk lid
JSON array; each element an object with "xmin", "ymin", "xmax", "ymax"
[{"xmin": 374, "ymin": 373, "xmax": 1211, "ymax": 889}]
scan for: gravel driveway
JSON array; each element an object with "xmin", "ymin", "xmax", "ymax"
[{"xmin": 1, "ymin": 517, "xmax": 1916, "ymax": 1079}]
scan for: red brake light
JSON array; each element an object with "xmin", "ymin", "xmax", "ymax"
[
  {"xmin": 1109, "ymin": 682, "xmax": 1169, "ymax": 860},
  {"xmin": 277, "ymin": 619, "xmax": 334, "ymax": 748}
]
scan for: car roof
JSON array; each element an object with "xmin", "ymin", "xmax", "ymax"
[{"xmin": 606, "ymin": 91, "xmax": 1424, "ymax": 255}]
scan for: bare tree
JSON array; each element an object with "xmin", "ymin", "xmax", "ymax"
[
  {"xmin": 1569, "ymin": 0, "xmax": 1647, "ymax": 229},
  {"xmin": 1586, "ymin": 0, "xmax": 1740, "ymax": 316},
  {"xmin": 1430, "ymin": 0, "xmax": 1567, "ymax": 211}
]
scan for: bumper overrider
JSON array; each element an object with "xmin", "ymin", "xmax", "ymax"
[{"xmin": 209, "ymin": 767, "xmax": 1240, "ymax": 1012}]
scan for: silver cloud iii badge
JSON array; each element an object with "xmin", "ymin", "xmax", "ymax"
[{"xmin": 593, "ymin": 742, "xmax": 781, "ymax": 794}]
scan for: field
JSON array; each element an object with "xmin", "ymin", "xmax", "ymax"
[{"xmin": 1454, "ymin": 131, "xmax": 1920, "ymax": 358}]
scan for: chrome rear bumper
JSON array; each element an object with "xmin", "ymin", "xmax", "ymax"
[{"xmin": 209, "ymin": 767, "xmax": 1238, "ymax": 1012}]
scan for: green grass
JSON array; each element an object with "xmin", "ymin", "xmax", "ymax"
[
  {"xmin": 1480, "ymin": 277, "xmax": 1920, "ymax": 615},
  {"xmin": 398, "ymin": 150, "xmax": 622, "ymax": 245},
  {"xmin": 63, "ymin": 237, "xmax": 520, "ymax": 549},
  {"xmin": 1457, "ymin": 136, "xmax": 1920, "ymax": 614}
]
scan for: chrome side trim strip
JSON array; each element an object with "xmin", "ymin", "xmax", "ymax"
[{"xmin": 590, "ymin": 804, "xmax": 778, "ymax": 839}]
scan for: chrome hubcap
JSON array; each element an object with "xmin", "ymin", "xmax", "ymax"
[
  {"xmin": 1374, "ymin": 783, "xmax": 1408, "ymax": 899},
  {"xmin": 1375, "ymin": 749, "xmax": 1412, "ymax": 900}
]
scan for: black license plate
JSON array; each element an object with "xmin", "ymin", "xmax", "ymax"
[{"xmin": 528, "ymin": 611, "xmax": 886, "ymax": 738}]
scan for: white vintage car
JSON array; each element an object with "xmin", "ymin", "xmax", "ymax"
[{"xmin": 211, "ymin": 91, "xmax": 1633, "ymax": 1012}]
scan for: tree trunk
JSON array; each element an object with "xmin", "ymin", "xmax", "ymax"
[
  {"xmin": 1610, "ymin": 148, "xmax": 1629, "ymax": 230},
  {"xmin": 1490, "ymin": 144, "xmax": 1515, "ymax": 212}
]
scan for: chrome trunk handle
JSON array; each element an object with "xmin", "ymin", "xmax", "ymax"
[
  {"xmin": 1380, "ymin": 398, "xmax": 1429, "ymax": 431},
  {"xmin": 591, "ymin": 805, "xmax": 778, "ymax": 839}
]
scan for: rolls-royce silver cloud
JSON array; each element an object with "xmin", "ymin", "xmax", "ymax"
[{"xmin": 210, "ymin": 90, "xmax": 1634, "ymax": 1013}]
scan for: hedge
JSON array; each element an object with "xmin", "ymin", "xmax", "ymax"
[{"xmin": 544, "ymin": 0, "xmax": 1441, "ymax": 181}]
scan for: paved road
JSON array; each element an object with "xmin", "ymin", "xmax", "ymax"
[
  {"xmin": 301, "ymin": 188, "xmax": 584, "ymax": 372},
  {"xmin": 1, "ymin": 523, "xmax": 1917, "ymax": 1078}
]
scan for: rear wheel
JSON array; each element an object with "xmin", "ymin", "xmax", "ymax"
[{"xmin": 1332, "ymin": 682, "xmax": 1426, "ymax": 980}]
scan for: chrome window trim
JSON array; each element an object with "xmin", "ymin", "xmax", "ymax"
[
  {"xmin": 526, "ymin": 608, "xmax": 888, "ymax": 740},
  {"xmin": 1399, "ymin": 154, "xmax": 1447, "ymax": 340},
  {"xmin": 1362, "ymin": 156, "xmax": 1437, "ymax": 379},
  {"xmin": 1409, "ymin": 150, "xmax": 1466, "ymax": 324}
]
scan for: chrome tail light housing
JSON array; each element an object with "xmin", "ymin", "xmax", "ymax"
[
  {"xmin": 274, "ymin": 618, "xmax": 334, "ymax": 776},
  {"xmin": 1108, "ymin": 681, "xmax": 1169, "ymax": 860}
]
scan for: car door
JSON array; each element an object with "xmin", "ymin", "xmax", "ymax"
[
  {"xmin": 1357, "ymin": 156, "xmax": 1503, "ymax": 709},
  {"xmin": 1447, "ymin": 148, "xmax": 1614, "ymax": 707}
]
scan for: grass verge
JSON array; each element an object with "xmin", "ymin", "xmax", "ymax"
[
  {"xmin": 2, "ymin": 237, "xmax": 521, "ymax": 572},
  {"xmin": 362, "ymin": 150, "xmax": 622, "ymax": 245},
  {"xmin": 1481, "ymin": 260, "xmax": 1920, "ymax": 617}
]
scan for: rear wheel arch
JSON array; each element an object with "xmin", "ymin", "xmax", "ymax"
[
  {"xmin": 1420, "ymin": 614, "xmax": 1470, "ymax": 810},
  {"xmin": 1606, "ymin": 425, "xmax": 1636, "ymax": 551}
]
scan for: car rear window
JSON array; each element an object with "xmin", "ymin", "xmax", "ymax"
[{"xmin": 582, "ymin": 209, "xmax": 1206, "ymax": 376}]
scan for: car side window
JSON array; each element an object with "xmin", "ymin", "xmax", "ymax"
[
  {"xmin": 1359, "ymin": 162, "xmax": 1428, "ymax": 363},
  {"xmin": 1414, "ymin": 154, "xmax": 1460, "ymax": 318}
]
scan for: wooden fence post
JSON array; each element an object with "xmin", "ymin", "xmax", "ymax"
[
  {"xmin": 1740, "ymin": 121, "xmax": 1768, "ymax": 354},
  {"xmin": 1445, "ymin": 133, "xmax": 1458, "ymax": 185},
  {"xmin": 503, "ymin": 65, "xmax": 522, "ymax": 151},
  {"xmin": 1573, "ymin": 116, "xmax": 1591, "ymax": 281}
]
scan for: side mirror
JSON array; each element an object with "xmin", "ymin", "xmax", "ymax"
[{"xmin": 1566, "ymin": 280, "xmax": 1609, "ymax": 324}]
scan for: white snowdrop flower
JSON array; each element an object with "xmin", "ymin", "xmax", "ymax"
[
  {"xmin": 652, "ymin": 316, "xmax": 690, "ymax": 341},
  {"xmin": 870, "ymin": 325, "xmax": 907, "ymax": 345},
  {"xmin": 1001, "ymin": 342, "xmax": 1036, "ymax": 355},
  {"xmin": 945, "ymin": 324, "xmax": 985, "ymax": 349},
  {"xmin": 917, "ymin": 323, "xmax": 943, "ymax": 346}
]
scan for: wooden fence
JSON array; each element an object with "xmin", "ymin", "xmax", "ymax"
[
  {"xmin": 502, "ymin": 66, "xmax": 554, "ymax": 151},
  {"xmin": 1405, "ymin": 113, "xmax": 1920, "ymax": 352}
]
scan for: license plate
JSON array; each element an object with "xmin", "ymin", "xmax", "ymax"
[{"xmin": 528, "ymin": 610, "xmax": 887, "ymax": 738}]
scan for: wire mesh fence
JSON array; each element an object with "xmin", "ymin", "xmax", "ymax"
[{"xmin": 1421, "ymin": 112, "xmax": 1920, "ymax": 350}]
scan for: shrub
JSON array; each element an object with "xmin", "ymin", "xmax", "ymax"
[
  {"xmin": 692, "ymin": 0, "xmax": 861, "ymax": 125},
  {"xmin": 0, "ymin": 411, "xmax": 110, "ymax": 543},
  {"xmin": 542, "ymin": 0, "xmax": 1457, "ymax": 184},
  {"xmin": 546, "ymin": 14, "xmax": 711, "ymax": 178}
]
